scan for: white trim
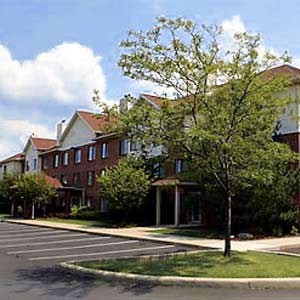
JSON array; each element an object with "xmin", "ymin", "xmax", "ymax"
[{"xmin": 140, "ymin": 94, "xmax": 160, "ymax": 109}]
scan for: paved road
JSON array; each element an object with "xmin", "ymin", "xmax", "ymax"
[{"xmin": 1, "ymin": 221, "xmax": 300, "ymax": 300}]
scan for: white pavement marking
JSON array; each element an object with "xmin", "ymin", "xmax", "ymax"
[
  {"xmin": 0, "ymin": 230, "xmax": 66, "ymax": 238},
  {"xmin": 0, "ymin": 233, "xmax": 87, "ymax": 243},
  {"xmin": 0, "ymin": 228, "xmax": 53, "ymax": 234},
  {"xmin": 0, "ymin": 236, "xmax": 111, "ymax": 249},
  {"xmin": 8, "ymin": 240, "xmax": 139, "ymax": 254},
  {"xmin": 29, "ymin": 245, "xmax": 176, "ymax": 261}
]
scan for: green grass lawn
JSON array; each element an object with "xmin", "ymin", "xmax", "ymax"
[
  {"xmin": 0, "ymin": 213, "xmax": 10, "ymax": 218},
  {"xmin": 152, "ymin": 228, "xmax": 222, "ymax": 239},
  {"xmin": 37, "ymin": 217, "xmax": 114, "ymax": 228},
  {"xmin": 37, "ymin": 217, "xmax": 136, "ymax": 228},
  {"xmin": 77, "ymin": 251, "xmax": 300, "ymax": 278}
]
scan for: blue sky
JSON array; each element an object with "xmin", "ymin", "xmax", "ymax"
[{"xmin": 1, "ymin": 0, "xmax": 300, "ymax": 159}]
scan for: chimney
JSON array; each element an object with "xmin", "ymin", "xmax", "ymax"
[
  {"xmin": 57, "ymin": 120, "xmax": 67, "ymax": 142},
  {"xmin": 119, "ymin": 97, "xmax": 128, "ymax": 114}
]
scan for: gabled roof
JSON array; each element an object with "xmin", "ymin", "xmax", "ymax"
[
  {"xmin": 141, "ymin": 65, "xmax": 300, "ymax": 108},
  {"xmin": 77, "ymin": 110, "xmax": 113, "ymax": 132},
  {"xmin": 0, "ymin": 152, "xmax": 25, "ymax": 164},
  {"xmin": 31, "ymin": 137, "xmax": 57, "ymax": 150},
  {"xmin": 264, "ymin": 64, "xmax": 300, "ymax": 77},
  {"xmin": 58, "ymin": 110, "xmax": 115, "ymax": 144},
  {"xmin": 141, "ymin": 94, "xmax": 179, "ymax": 108},
  {"xmin": 24, "ymin": 136, "xmax": 57, "ymax": 153}
]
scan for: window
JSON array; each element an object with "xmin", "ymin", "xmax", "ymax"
[
  {"xmin": 3, "ymin": 165, "xmax": 7, "ymax": 175},
  {"xmin": 43, "ymin": 157, "xmax": 48, "ymax": 169},
  {"xmin": 100, "ymin": 197, "xmax": 107, "ymax": 212},
  {"xmin": 86, "ymin": 197, "xmax": 95, "ymax": 208},
  {"xmin": 60, "ymin": 175, "xmax": 68, "ymax": 185},
  {"xmin": 153, "ymin": 162, "xmax": 164, "ymax": 177},
  {"xmin": 120, "ymin": 139, "xmax": 130, "ymax": 155},
  {"xmin": 53, "ymin": 154, "xmax": 59, "ymax": 168},
  {"xmin": 33, "ymin": 158, "xmax": 37, "ymax": 170},
  {"xmin": 100, "ymin": 169, "xmax": 106, "ymax": 176},
  {"xmin": 73, "ymin": 173, "xmax": 81, "ymax": 186},
  {"xmin": 26, "ymin": 160, "xmax": 30, "ymax": 171},
  {"xmin": 74, "ymin": 149, "xmax": 82, "ymax": 164},
  {"xmin": 62, "ymin": 152, "xmax": 69, "ymax": 166},
  {"xmin": 87, "ymin": 171, "xmax": 95, "ymax": 186},
  {"xmin": 88, "ymin": 145, "xmax": 96, "ymax": 161},
  {"xmin": 175, "ymin": 159, "xmax": 185, "ymax": 174},
  {"xmin": 101, "ymin": 143, "xmax": 108, "ymax": 159}
]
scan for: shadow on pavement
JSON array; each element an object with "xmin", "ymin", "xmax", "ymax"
[{"xmin": 15, "ymin": 265, "xmax": 157, "ymax": 298}]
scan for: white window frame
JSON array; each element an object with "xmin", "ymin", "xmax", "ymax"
[
  {"xmin": 101, "ymin": 143, "xmax": 108, "ymax": 159},
  {"xmin": 53, "ymin": 154, "xmax": 59, "ymax": 168},
  {"xmin": 87, "ymin": 171, "xmax": 95, "ymax": 186},
  {"xmin": 63, "ymin": 152, "xmax": 69, "ymax": 166},
  {"xmin": 88, "ymin": 145, "xmax": 96, "ymax": 161},
  {"xmin": 175, "ymin": 159, "xmax": 183, "ymax": 174},
  {"xmin": 75, "ymin": 149, "xmax": 82, "ymax": 164},
  {"xmin": 120, "ymin": 139, "xmax": 130, "ymax": 155}
]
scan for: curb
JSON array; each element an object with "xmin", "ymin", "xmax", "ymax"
[{"xmin": 60, "ymin": 260, "xmax": 300, "ymax": 289}]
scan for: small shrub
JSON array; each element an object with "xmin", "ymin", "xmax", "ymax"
[
  {"xmin": 77, "ymin": 210, "xmax": 101, "ymax": 220},
  {"xmin": 17, "ymin": 205, "xmax": 23, "ymax": 217},
  {"xmin": 290, "ymin": 225, "xmax": 298, "ymax": 236},
  {"xmin": 272, "ymin": 226, "xmax": 283, "ymax": 237}
]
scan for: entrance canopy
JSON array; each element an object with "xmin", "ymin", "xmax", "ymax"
[{"xmin": 152, "ymin": 178, "xmax": 199, "ymax": 227}]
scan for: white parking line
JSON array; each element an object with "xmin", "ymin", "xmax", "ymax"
[
  {"xmin": 0, "ymin": 233, "xmax": 87, "ymax": 243},
  {"xmin": 0, "ymin": 228, "xmax": 52, "ymax": 234},
  {"xmin": 0, "ymin": 230, "xmax": 66, "ymax": 238},
  {"xmin": 8, "ymin": 240, "xmax": 139, "ymax": 254},
  {"xmin": 0, "ymin": 236, "xmax": 111, "ymax": 249},
  {"xmin": 29, "ymin": 245, "xmax": 176, "ymax": 261}
]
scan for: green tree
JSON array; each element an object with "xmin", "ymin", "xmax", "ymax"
[
  {"xmin": 98, "ymin": 17, "xmax": 299, "ymax": 256},
  {"xmin": 97, "ymin": 157, "xmax": 151, "ymax": 221},
  {"xmin": 0, "ymin": 173, "xmax": 19, "ymax": 214},
  {"xmin": 14, "ymin": 173, "xmax": 56, "ymax": 218}
]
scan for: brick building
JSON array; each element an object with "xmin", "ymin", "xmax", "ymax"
[{"xmin": 3, "ymin": 64, "xmax": 300, "ymax": 226}]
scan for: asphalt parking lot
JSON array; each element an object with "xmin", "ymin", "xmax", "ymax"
[{"xmin": 0, "ymin": 221, "xmax": 197, "ymax": 265}]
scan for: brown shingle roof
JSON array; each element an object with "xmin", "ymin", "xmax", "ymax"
[
  {"xmin": 141, "ymin": 94, "xmax": 179, "ymax": 108},
  {"xmin": 31, "ymin": 137, "xmax": 57, "ymax": 150},
  {"xmin": 77, "ymin": 110, "xmax": 115, "ymax": 133},
  {"xmin": 45, "ymin": 175, "xmax": 62, "ymax": 189},
  {"xmin": 0, "ymin": 152, "xmax": 25, "ymax": 164}
]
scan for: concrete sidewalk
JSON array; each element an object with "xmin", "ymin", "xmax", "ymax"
[{"xmin": 4, "ymin": 219, "xmax": 300, "ymax": 251}]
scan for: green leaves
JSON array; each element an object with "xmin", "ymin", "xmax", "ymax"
[{"xmin": 97, "ymin": 157, "xmax": 151, "ymax": 214}]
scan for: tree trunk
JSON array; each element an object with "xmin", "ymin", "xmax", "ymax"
[{"xmin": 224, "ymin": 192, "xmax": 232, "ymax": 257}]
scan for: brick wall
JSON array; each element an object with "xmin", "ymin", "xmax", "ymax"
[{"xmin": 41, "ymin": 136, "xmax": 122, "ymax": 209}]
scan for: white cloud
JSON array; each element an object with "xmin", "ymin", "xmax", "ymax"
[
  {"xmin": 220, "ymin": 15, "xmax": 280, "ymax": 60},
  {"xmin": 0, "ymin": 42, "xmax": 107, "ymax": 106},
  {"xmin": 221, "ymin": 15, "xmax": 246, "ymax": 38},
  {"xmin": 0, "ymin": 119, "xmax": 55, "ymax": 160}
]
